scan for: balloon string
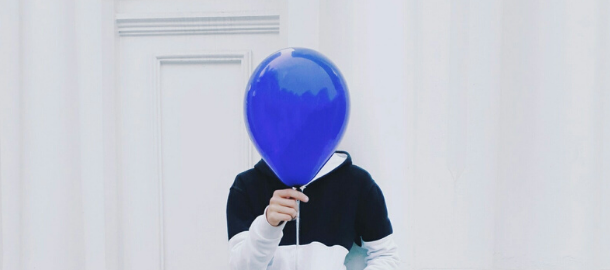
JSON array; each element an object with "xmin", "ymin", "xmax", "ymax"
[
  {"xmin": 296, "ymin": 198, "xmax": 300, "ymax": 270},
  {"xmin": 292, "ymin": 186, "xmax": 305, "ymax": 270},
  {"xmin": 292, "ymin": 186, "xmax": 300, "ymax": 270}
]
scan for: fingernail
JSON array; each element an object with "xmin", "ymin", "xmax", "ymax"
[{"xmin": 304, "ymin": 196, "xmax": 309, "ymax": 202}]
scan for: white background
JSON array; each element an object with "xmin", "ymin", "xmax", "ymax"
[{"xmin": 1, "ymin": 0, "xmax": 610, "ymax": 270}]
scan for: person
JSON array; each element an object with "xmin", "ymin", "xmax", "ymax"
[{"xmin": 226, "ymin": 151, "xmax": 400, "ymax": 270}]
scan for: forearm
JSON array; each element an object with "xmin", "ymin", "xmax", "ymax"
[
  {"xmin": 228, "ymin": 210, "xmax": 286, "ymax": 270},
  {"xmin": 362, "ymin": 235, "xmax": 400, "ymax": 270}
]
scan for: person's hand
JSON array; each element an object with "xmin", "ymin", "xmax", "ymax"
[{"xmin": 266, "ymin": 189, "xmax": 309, "ymax": 227}]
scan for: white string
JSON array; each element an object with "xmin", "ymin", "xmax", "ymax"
[
  {"xmin": 292, "ymin": 187, "xmax": 300, "ymax": 270},
  {"xmin": 295, "ymin": 199, "xmax": 300, "ymax": 270}
]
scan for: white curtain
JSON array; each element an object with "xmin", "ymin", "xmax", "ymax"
[
  {"xmin": 1, "ymin": 0, "xmax": 113, "ymax": 269},
  {"xmin": 2, "ymin": 0, "xmax": 609, "ymax": 269},
  {"xmin": 321, "ymin": 0, "xmax": 610, "ymax": 269}
]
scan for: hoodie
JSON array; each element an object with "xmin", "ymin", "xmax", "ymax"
[{"xmin": 226, "ymin": 151, "xmax": 400, "ymax": 270}]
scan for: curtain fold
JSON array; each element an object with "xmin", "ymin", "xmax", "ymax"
[{"xmin": 322, "ymin": 0, "xmax": 610, "ymax": 269}]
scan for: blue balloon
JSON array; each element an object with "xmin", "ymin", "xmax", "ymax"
[{"xmin": 244, "ymin": 48, "xmax": 350, "ymax": 187}]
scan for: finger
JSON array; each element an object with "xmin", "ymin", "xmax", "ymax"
[
  {"xmin": 268, "ymin": 204, "xmax": 297, "ymax": 218},
  {"xmin": 270, "ymin": 212, "xmax": 293, "ymax": 223},
  {"xmin": 267, "ymin": 212, "xmax": 292, "ymax": 226},
  {"xmin": 274, "ymin": 189, "xmax": 309, "ymax": 202},
  {"xmin": 273, "ymin": 189, "xmax": 296, "ymax": 198},
  {"xmin": 272, "ymin": 205, "xmax": 298, "ymax": 218},
  {"xmin": 288, "ymin": 191, "xmax": 309, "ymax": 203},
  {"xmin": 270, "ymin": 197, "xmax": 298, "ymax": 208}
]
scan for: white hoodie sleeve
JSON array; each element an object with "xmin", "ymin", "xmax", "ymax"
[
  {"xmin": 228, "ymin": 207, "xmax": 287, "ymax": 270},
  {"xmin": 361, "ymin": 234, "xmax": 400, "ymax": 270}
]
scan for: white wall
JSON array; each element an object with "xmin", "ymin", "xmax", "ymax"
[
  {"xmin": 319, "ymin": 0, "xmax": 610, "ymax": 269},
  {"xmin": 0, "ymin": 0, "xmax": 115, "ymax": 269},
  {"xmin": 1, "ymin": 0, "xmax": 609, "ymax": 270},
  {"xmin": 0, "ymin": 0, "xmax": 23, "ymax": 269}
]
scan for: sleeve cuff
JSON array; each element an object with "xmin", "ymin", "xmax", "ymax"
[
  {"xmin": 250, "ymin": 206, "xmax": 286, "ymax": 240},
  {"xmin": 361, "ymin": 234, "xmax": 400, "ymax": 269}
]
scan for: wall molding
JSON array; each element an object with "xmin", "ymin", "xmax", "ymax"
[
  {"xmin": 152, "ymin": 51, "xmax": 254, "ymax": 269},
  {"xmin": 116, "ymin": 13, "xmax": 280, "ymax": 36}
]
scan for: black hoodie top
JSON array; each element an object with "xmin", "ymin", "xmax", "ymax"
[{"xmin": 226, "ymin": 151, "xmax": 393, "ymax": 251}]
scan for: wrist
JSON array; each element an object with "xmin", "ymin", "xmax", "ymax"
[
  {"xmin": 264, "ymin": 206, "xmax": 282, "ymax": 227},
  {"xmin": 250, "ymin": 214, "xmax": 285, "ymax": 241}
]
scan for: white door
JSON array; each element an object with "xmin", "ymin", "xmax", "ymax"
[{"xmin": 115, "ymin": 1, "xmax": 286, "ymax": 269}]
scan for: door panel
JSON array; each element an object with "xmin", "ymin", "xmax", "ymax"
[
  {"xmin": 160, "ymin": 60, "xmax": 246, "ymax": 270},
  {"xmin": 117, "ymin": 3, "xmax": 283, "ymax": 269}
]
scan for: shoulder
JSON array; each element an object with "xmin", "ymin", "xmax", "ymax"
[
  {"xmin": 345, "ymin": 164, "xmax": 372, "ymax": 179},
  {"xmin": 231, "ymin": 168, "xmax": 266, "ymax": 192},
  {"xmin": 345, "ymin": 164, "xmax": 375, "ymax": 184}
]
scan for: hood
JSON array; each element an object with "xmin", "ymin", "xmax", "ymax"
[{"xmin": 254, "ymin": 151, "xmax": 352, "ymax": 188}]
